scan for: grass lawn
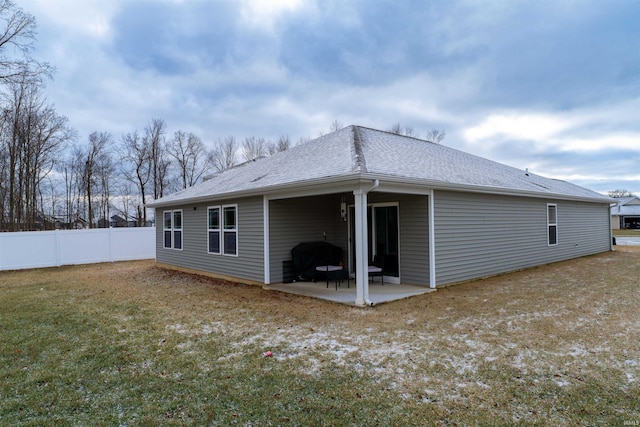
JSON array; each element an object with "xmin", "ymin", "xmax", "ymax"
[
  {"xmin": 1, "ymin": 248, "xmax": 639, "ymax": 426},
  {"xmin": 613, "ymin": 229, "xmax": 640, "ymax": 237}
]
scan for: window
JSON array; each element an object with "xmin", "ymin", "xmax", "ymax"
[
  {"xmin": 208, "ymin": 207, "xmax": 220, "ymax": 254},
  {"xmin": 173, "ymin": 210, "xmax": 182, "ymax": 250},
  {"xmin": 223, "ymin": 205, "xmax": 237, "ymax": 256},
  {"xmin": 547, "ymin": 204, "xmax": 558, "ymax": 246},
  {"xmin": 208, "ymin": 205, "xmax": 237, "ymax": 256},
  {"xmin": 163, "ymin": 209, "xmax": 183, "ymax": 250},
  {"xmin": 163, "ymin": 211, "xmax": 172, "ymax": 249}
]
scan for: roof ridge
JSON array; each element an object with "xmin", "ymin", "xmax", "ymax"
[{"xmin": 352, "ymin": 125, "xmax": 367, "ymax": 173}]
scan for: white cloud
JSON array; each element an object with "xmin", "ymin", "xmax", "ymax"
[
  {"xmin": 23, "ymin": 0, "xmax": 120, "ymax": 41},
  {"xmin": 464, "ymin": 113, "xmax": 572, "ymax": 142},
  {"xmin": 463, "ymin": 101, "xmax": 640, "ymax": 153},
  {"xmin": 240, "ymin": 0, "xmax": 309, "ymax": 32}
]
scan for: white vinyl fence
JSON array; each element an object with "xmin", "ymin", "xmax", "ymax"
[{"xmin": 0, "ymin": 227, "xmax": 155, "ymax": 271}]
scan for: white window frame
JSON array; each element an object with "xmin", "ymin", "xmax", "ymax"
[
  {"xmin": 163, "ymin": 210, "xmax": 172, "ymax": 249},
  {"xmin": 173, "ymin": 210, "xmax": 183, "ymax": 250},
  {"xmin": 208, "ymin": 204, "xmax": 238, "ymax": 256},
  {"xmin": 163, "ymin": 209, "xmax": 183, "ymax": 250},
  {"xmin": 222, "ymin": 204, "xmax": 238, "ymax": 257},
  {"xmin": 207, "ymin": 206, "xmax": 221, "ymax": 255},
  {"xmin": 547, "ymin": 203, "xmax": 558, "ymax": 246}
]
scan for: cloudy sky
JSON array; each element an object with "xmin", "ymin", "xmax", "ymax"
[{"xmin": 15, "ymin": 0, "xmax": 640, "ymax": 195}]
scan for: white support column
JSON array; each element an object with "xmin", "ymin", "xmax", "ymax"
[
  {"xmin": 353, "ymin": 188, "xmax": 369, "ymax": 306},
  {"xmin": 263, "ymin": 196, "xmax": 270, "ymax": 285},
  {"xmin": 428, "ymin": 189, "xmax": 436, "ymax": 289}
]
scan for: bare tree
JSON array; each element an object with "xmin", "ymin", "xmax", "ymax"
[
  {"xmin": 144, "ymin": 118, "xmax": 170, "ymax": 200},
  {"xmin": 241, "ymin": 136, "xmax": 267, "ymax": 162},
  {"xmin": 121, "ymin": 130, "xmax": 150, "ymax": 226},
  {"xmin": 425, "ymin": 129, "xmax": 446, "ymax": 144},
  {"xmin": 0, "ymin": 78, "xmax": 73, "ymax": 231},
  {"xmin": 388, "ymin": 122, "xmax": 415, "ymax": 137},
  {"xmin": 267, "ymin": 134, "xmax": 292, "ymax": 155},
  {"xmin": 0, "ymin": 0, "xmax": 53, "ymax": 84},
  {"xmin": 168, "ymin": 130, "xmax": 211, "ymax": 189},
  {"xmin": 608, "ymin": 189, "xmax": 635, "ymax": 198},
  {"xmin": 113, "ymin": 181, "xmax": 137, "ymax": 225},
  {"xmin": 75, "ymin": 131, "xmax": 112, "ymax": 228},
  {"xmin": 60, "ymin": 155, "xmax": 81, "ymax": 228},
  {"xmin": 209, "ymin": 136, "xmax": 237, "ymax": 172},
  {"xmin": 329, "ymin": 120, "xmax": 343, "ymax": 132}
]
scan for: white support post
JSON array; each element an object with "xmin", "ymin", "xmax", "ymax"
[
  {"xmin": 353, "ymin": 188, "xmax": 369, "ymax": 306},
  {"xmin": 263, "ymin": 196, "xmax": 270, "ymax": 285},
  {"xmin": 353, "ymin": 190, "xmax": 369, "ymax": 307},
  {"xmin": 429, "ymin": 189, "xmax": 436, "ymax": 288}
]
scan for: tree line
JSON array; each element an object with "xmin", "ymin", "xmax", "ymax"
[{"xmin": 0, "ymin": 1, "xmax": 448, "ymax": 232}]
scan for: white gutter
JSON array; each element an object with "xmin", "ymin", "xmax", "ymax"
[
  {"xmin": 429, "ymin": 189, "xmax": 436, "ymax": 288},
  {"xmin": 146, "ymin": 171, "xmax": 612, "ymax": 209}
]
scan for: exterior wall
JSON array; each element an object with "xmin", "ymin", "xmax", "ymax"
[
  {"xmin": 369, "ymin": 192, "xmax": 430, "ymax": 286},
  {"xmin": 155, "ymin": 196, "xmax": 264, "ymax": 283},
  {"xmin": 434, "ymin": 190, "xmax": 611, "ymax": 286},
  {"xmin": 611, "ymin": 215, "xmax": 620, "ymax": 230},
  {"xmin": 268, "ymin": 194, "xmax": 349, "ymax": 283}
]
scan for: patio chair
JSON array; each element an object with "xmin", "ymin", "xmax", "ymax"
[{"xmin": 369, "ymin": 255, "xmax": 384, "ymax": 285}]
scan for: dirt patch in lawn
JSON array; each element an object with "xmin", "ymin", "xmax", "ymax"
[{"xmin": 2, "ymin": 250, "xmax": 638, "ymax": 425}]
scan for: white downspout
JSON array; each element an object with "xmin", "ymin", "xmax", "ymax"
[
  {"xmin": 354, "ymin": 179, "xmax": 379, "ymax": 307},
  {"xmin": 428, "ymin": 189, "xmax": 436, "ymax": 288}
]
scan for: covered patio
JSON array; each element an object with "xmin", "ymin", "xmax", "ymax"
[
  {"xmin": 264, "ymin": 279, "xmax": 436, "ymax": 306},
  {"xmin": 266, "ymin": 185, "xmax": 434, "ymax": 307}
]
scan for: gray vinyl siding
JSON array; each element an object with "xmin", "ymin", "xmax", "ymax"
[
  {"xmin": 369, "ymin": 193, "xmax": 430, "ymax": 286},
  {"xmin": 155, "ymin": 196, "xmax": 264, "ymax": 282},
  {"xmin": 434, "ymin": 190, "xmax": 611, "ymax": 286},
  {"xmin": 269, "ymin": 194, "xmax": 348, "ymax": 283}
]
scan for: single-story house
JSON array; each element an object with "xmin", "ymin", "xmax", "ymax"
[
  {"xmin": 147, "ymin": 125, "xmax": 613, "ymax": 306},
  {"xmin": 611, "ymin": 196, "xmax": 640, "ymax": 229}
]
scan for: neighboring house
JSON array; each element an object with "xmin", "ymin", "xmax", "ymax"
[
  {"xmin": 110, "ymin": 215, "xmax": 128, "ymax": 228},
  {"xmin": 147, "ymin": 125, "xmax": 613, "ymax": 306},
  {"xmin": 611, "ymin": 196, "xmax": 640, "ymax": 229}
]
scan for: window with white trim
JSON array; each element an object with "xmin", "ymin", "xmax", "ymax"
[
  {"xmin": 208, "ymin": 206, "xmax": 221, "ymax": 254},
  {"xmin": 222, "ymin": 205, "xmax": 238, "ymax": 256},
  {"xmin": 547, "ymin": 204, "xmax": 558, "ymax": 246},
  {"xmin": 173, "ymin": 210, "xmax": 183, "ymax": 250},
  {"xmin": 208, "ymin": 205, "xmax": 237, "ymax": 256},
  {"xmin": 163, "ymin": 209, "xmax": 183, "ymax": 250}
]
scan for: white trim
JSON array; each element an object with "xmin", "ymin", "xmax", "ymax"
[
  {"xmin": 206, "ymin": 205, "xmax": 221, "ymax": 255},
  {"xmin": 163, "ymin": 210, "xmax": 172, "ymax": 249},
  {"xmin": 354, "ymin": 189, "xmax": 367, "ymax": 306},
  {"xmin": 547, "ymin": 203, "xmax": 558, "ymax": 246},
  {"xmin": 429, "ymin": 189, "xmax": 436, "ymax": 289},
  {"xmin": 263, "ymin": 196, "xmax": 270, "ymax": 284},
  {"xmin": 172, "ymin": 210, "xmax": 183, "ymax": 251},
  {"xmin": 147, "ymin": 172, "xmax": 612, "ymax": 209},
  {"xmin": 163, "ymin": 209, "xmax": 183, "ymax": 250},
  {"xmin": 222, "ymin": 204, "xmax": 238, "ymax": 257}
]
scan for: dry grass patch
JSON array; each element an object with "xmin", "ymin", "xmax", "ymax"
[{"xmin": 1, "ymin": 250, "xmax": 639, "ymax": 425}]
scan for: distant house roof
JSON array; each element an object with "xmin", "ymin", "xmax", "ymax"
[
  {"xmin": 613, "ymin": 196, "xmax": 640, "ymax": 216},
  {"xmin": 148, "ymin": 125, "xmax": 611, "ymax": 208}
]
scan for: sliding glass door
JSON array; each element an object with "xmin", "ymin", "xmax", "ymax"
[{"xmin": 349, "ymin": 203, "xmax": 400, "ymax": 282}]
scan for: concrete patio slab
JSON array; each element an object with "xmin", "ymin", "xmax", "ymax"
[{"xmin": 264, "ymin": 279, "xmax": 436, "ymax": 306}]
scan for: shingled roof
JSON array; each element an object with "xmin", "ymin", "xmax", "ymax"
[{"xmin": 148, "ymin": 125, "xmax": 610, "ymax": 207}]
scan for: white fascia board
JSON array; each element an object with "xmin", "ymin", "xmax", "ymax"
[
  {"xmin": 366, "ymin": 174, "xmax": 613, "ymax": 204},
  {"xmin": 147, "ymin": 174, "xmax": 369, "ymax": 208},
  {"xmin": 146, "ymin": 172, "xmax": 612, "ymax": 208}
]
